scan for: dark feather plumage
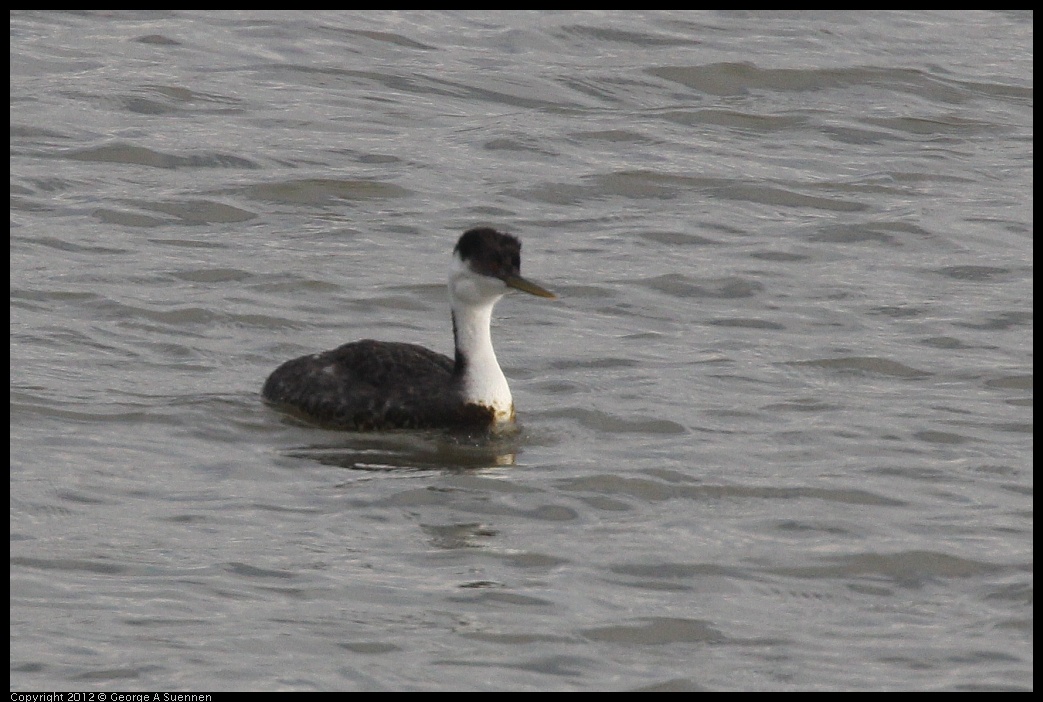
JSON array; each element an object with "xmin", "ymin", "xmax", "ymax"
[{"xmin": 262, "ymin": 339, "xmax": 496, "ymax": 430}]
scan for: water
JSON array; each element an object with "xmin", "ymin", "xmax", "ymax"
[{"xmin": 10, "ymin": 10, "xmax": 1032, "ymax": 691}]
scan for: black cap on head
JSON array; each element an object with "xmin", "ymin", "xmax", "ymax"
[
  {"xmin": 454, "ymin": 227, "xmax": 522, "ymax": 279},
  {"xmin": 453, "ymin": 227, "xmax": 556, "ymax": 299}
]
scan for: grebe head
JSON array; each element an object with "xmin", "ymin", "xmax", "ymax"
[{"xmin": 449, "ymin": 227, "xmax": 556, "ymax": 306}]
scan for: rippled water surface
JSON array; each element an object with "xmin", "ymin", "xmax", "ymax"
[{"xmin": 10, "ymin": 11, "xmax": 1032, "ymax": 691}]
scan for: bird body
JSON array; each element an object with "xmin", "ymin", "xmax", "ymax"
[{"xmin": 262, "ymin": 228, "xmax": 554, "ymax": 430}]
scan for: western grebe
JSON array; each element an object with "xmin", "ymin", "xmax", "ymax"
[{"xmin": 262, "ymin": 227, "xmax": 556, "ymax": 430}]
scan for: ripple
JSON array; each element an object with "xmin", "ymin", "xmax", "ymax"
[
  {"xmin": 935, "ymin": 265, "xmax": 1013, "ymax": 281},
  {"xmin": 242, "ymin": 178, "xmax": 412, "ymax": 205},
  {"xmin": 581, "ymin": 617, "xmax": 725, "ymax": 645},
  {"xmin": 786, "ymin": 357, "xmax": 931, "ymax": 379},
  {"xmin": 550, "ymin": 408, "xmax": 687, "ymax": 435},
  {"xmin": 66, "ymin": 143, "xmax": 259, "ymax": 170},
  {"xmin": 637, "ymin": 273, "xmax": 762, "ymax": 299},
  {"xmin": 774, "ymin": 550, "xmax": 1000, "ymax": 585}
]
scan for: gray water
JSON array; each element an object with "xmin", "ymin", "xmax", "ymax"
[{"xmin": 10, "ymin": 11, "xmax": 1032, "ymax": 691}]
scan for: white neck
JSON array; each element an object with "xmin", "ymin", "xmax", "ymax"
[{"xmin": 449, "ymin": 258, "xmax": 514, "ymax": 422}]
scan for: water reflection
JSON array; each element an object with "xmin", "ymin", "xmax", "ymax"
[{"xmin": 282, "ymin": 429, "xmax": 519, "ymax": 472}]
